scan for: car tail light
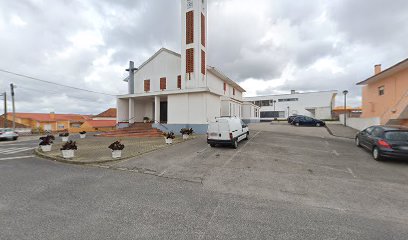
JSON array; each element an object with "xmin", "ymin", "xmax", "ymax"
[
  {"xmin": 378, "ymin": 139, "xmax": 391, "ymax": 149},
  {"xmin": 229, "ymin": 133, "xmax": 233, "ymax": 140}
]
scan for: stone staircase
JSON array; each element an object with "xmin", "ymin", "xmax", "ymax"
[{"xmin": 98, "ymin": 123, "xmax": 163, "ymax": 138}]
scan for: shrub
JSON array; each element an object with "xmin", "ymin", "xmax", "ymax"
[
  {"xmin": 180, "ymin": 128, "xmax": 194, "ymax": 135},
  {"xmin": 39, "ymin": 135, "xmax": 55, "ymax": 146},
  {"xmin": 60, "ymin": 141, "xmax": 77, "ymax": 150},
  {"xmin": 162, "ymin": 131, "xmax": 175, "ymax": 139},
  {"xmin": 143, "ymin": 117, "xmax": 150, "ymax": 121},
  {"xmin": 59, "ymin": 132, "xmax": 69, "ymax": 137},
  {"xmin": 108, "ymin": 141, "xmax": 125, "ymax": 151},
  {"xmin": 79, "ymin": 131, "xmax": 87, "ymax": 134}
]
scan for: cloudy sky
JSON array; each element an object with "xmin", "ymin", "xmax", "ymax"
[{"xmin": 0, "ymin": 0, "xmax": 407, "ymax": 114}]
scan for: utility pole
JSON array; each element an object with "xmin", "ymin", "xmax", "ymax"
[
  {"xmin": 10, "ymin": 83, "xmax": 16, "ymax": 130},
  {"xmin": 3, "ymin": 92, "xmax": 7, "ymax": 128}
]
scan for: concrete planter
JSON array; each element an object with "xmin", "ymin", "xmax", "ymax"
[
  {"xmin": 182, "ymin": 134, "xmax": 189, "ymax": 140},
  {"xmin": 80, "ymin": 134, "xmax": 86, "ymax": 139},
  {"xmin": 143, "ymin": 120, "xmax": 147, "ymax": 123},
  {"xmin": 165, "ymin": 138, "xmax": 173, "ymax": 144},
  {"xmin": 61, "ymin": 150, "xmax": 75, "ymax": 159},
  {"xmin": 40, "ymin": 145, "xmax": 52, "ymax": 152},
  {"xmin": 112, "ymin": 150, "xmax": 122, "ymax": 159},
  {"xmin": 61, "ymin": 136, "xmax": 69, "ymax": 142}
]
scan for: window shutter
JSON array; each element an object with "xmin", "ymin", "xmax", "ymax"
[
  {"xmin": 223, "ymin": 82, "xmax": 227, "ymax": 92},
  {"xmin": 160, "ymin": 77, "xmax": 166, "ymax": 90},
  {"xmin": 201, "ymin": 13, "xmax": 205, "ymax": 47},
  {"xmin": 186, "ymin": 48, "xmax": 194, "ymax": 73},
  {"xmin": 201, "ymin": 50, "xmax": 206, "ymax": 75},
  {"xmin": 186, "ymin": 11, "xmax": 194, "ymax": 44},
  {"xmin": 233, "ymin": 88, "xmax": 235, "ymax": 95},
  {"xmin": 144, "ymin": 80, "xmax": 150, "ymax": 92},
  {"xmin": 177, "ymin": 75, "xmax": 181, "ymax": 89}
]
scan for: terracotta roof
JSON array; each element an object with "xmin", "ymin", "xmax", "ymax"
[
  {"xmin": 85, "ymin": 120, "xmax": 116, "ymax": 128},
  {"xmin": 93, "ymin": 108, "xmax": 117, "ymax": 118},
  {"xmin": 10, "ymin": 112, "xmax": 90, "ymax": 122},
  {"xmin": 0, "ymin": 117, "xmax": 30, "ymax": 128}
]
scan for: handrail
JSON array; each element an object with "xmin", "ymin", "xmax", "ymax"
[{"xmin": 152, "ymin": 120, "xmax": 169, "ymax": 130}]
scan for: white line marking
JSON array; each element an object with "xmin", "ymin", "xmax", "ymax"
[
  {"xmin": 347, "ymin": 168, "xmax": 357, "ymax": 178},
  {"xmin": 158, "ymin": 170, "xmax": 167, "ymax": 177},
  {"xmin": 0, "ymin": 155, "xmax": 34, "ymax": 161},
  {"xmin": 0, "ymin": 147, "xmax": 35, "ymax": 154},
  {"xmin": 197, "ymin": 146, "xmax": 210, "ymax": 154},
  {"xmin": 222, "ymin": 131, "xmax": 261, "ymax": 168}
]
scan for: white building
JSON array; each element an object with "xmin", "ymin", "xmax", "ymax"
[
  {"xmin": 243, "ymin": 90, "xmax": 337, "ymax": 121},
  {"xmin": 117, "ymin": 0, "xmax": 257, "ymax": 133}
]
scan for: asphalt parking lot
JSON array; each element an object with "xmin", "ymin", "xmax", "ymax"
[
  {"xmin": 1, "ymin": 123, "xmax": 408, "ymax": 239},
  {"xmin": 102, "ymin": 123, "xmax": 408, "ymax": 222}
]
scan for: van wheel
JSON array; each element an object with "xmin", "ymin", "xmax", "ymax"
[
  {"xmin": 210, "ymin": 144, "xmax": 216, "ymax": 147},
  {"xmin": 244, "ymin": 132, "xmax": 249, "ymax": 140},
  {"xmin": 13, "ymin": 137, "xmax": 18, "ymax": 141},
  {"xmin": 232, "ymin": 139, "xmax": 238, "ymax": 149}
]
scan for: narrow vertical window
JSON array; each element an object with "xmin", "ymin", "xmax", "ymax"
[
  {"xmin": 378, "ymin": 86, "xmax": 385, "ymax": 96},
  {"xmin": 223, "ymin": 82, "xmax": 227, "ymax": 92},
  {"xmin": 201, "ymin": 50, "xmax": 206, "ymax": 75},
  {"xmin": 233, "ymin": 88, "xmax": 235, "ymax": 95},
  {"xmin": 177, "ymin": 75, "xmax": 181, "ymax": 89},
  {"xmin": 160, "ymin": 77, "xmax": 166, "ymax": 90},
  {"xmin": 201, "ymin": 13, "xmax": 205, "ymax": 47},
  {"xmin": 144, "ymin": 80, "xmax": 150, "ymax": 92},
  {"xmin": 186, "ymin": 11, "xmax": 194, "ymax": 44},
  {"xmin": 186, "ymin": 48, "xmax": 194, "ymax": 73}
]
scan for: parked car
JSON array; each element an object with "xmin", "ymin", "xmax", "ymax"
[
  {"xmin": 355, "ymin": 125, "xmax": 408, "ymax": 161},
  {"xmin": 291, "ymin": 116, "xmax": 325, "ymax": 127},
  {"xmin": 0, "ymin": 128, "xmax": 19, "ymax": 141},
  {"xmin": 207, "ymin": 117, "xmax": 249, "ymax": 149},
  {"xmin": 288, "ymin": 115, "xmax": 304, "ymax": 124}
]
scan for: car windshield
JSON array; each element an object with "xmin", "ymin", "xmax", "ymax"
[{"xmin": 385, "ymin": 131, "xmax": 408, "ymax": 141}]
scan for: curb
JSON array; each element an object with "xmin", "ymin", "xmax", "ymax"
[{"xmin": 324, "ymin": 126, "xmax": 355, "ymax": 140}]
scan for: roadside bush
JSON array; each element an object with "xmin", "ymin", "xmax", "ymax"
[{"xmin": 60, "ymin": 141, "xmax": 77, "ymax": 150}]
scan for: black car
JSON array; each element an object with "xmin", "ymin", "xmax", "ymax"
[
  {"xmin": 355, "ymin": 125, "xmax": 408, "ymax": 161},
  {"xmin": 291, "ymin": 116, "xmax": 325, "ymax": 127},
  {"xmin": 287, "ymin": 115, "xmax": 304, "ymax": 124}
]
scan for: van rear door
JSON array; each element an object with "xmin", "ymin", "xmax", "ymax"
[{"xmin": 208, "ymin": 119, "xmax": 230, "ymax": 141}]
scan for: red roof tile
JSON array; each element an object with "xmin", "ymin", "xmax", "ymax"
[
  {"xmin": 10, "ymin": 112, "xmax": 90, "ymax": 122},
  {"xmin": 93, "ymin": 108, "xmax": 117, "ymax": 118}
]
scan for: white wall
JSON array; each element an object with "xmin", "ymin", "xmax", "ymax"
[
  {"xmin": 242, "ymin": 103, "xmax": 260, "ymax": 120},
  {"xmin": 168, "ymin": 92, "xmax": 220, "ymax": 124},
  {"xmin": 134, "ymin": 51, "xmax": 181, "ymax": 94},
  {"xmin": 117, "ymin": 98, "xmax": 129, "ymax": 122},
  {"xmin": 207, "ymin": 71, "xmax": 243, "ymax": 101},
  {"xmin": 339, "ymin": 114, "xmax": 380, "ymax": 130}
]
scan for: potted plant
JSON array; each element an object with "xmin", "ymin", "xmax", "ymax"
[
  {"xmin": 162, "ymin": 131, "xmax": 175, "ymax": 144},
  {"xmin": 59, "ymin": 132, "xmax": 69, "ymax": 142},
  {"xmin": 180, "ymin": 128, "xmax": 194, "ymax": 140},
  {"xmin": 39, "ymin": 135, "xmax": 55, "ymax": 152},
  {"xmin": 79, "ymin": 131, "xmax": 87, "ymax": 139},
  {"xmin": 60, "ymin": 141, "xmax": 77, "ymax": 159},
  {"xmin": 108, "ymin": 141, "xmax": 125, "ymax": 159},
  {"xmin": 143, "ymin": 117, "xmax": 150, "ymax": 123}
]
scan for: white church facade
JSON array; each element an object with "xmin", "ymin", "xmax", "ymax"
[{"xmin": 116, "ymin": 0, "xmax": 260, "ymax": 133}]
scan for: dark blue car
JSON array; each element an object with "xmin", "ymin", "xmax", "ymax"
[
  {"xmin": 291, "ymin": 116, "xmax": 325, "ymax": 127},
  {"xmin": 355, "ymin": 125, "xmax": 408, "ymax": 161}
]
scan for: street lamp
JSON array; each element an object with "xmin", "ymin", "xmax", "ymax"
[
  {"xmin": 343, "ymin": 90, "xmax": 349, "ymax": 126},
  {"xmin": 273, "ymin": 100, "xmax": 276, "ymax": 111},
  {"xmin": 287, "ymin": 106, "xmax": 290, "ymax": 118}
]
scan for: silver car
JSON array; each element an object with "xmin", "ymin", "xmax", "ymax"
[{"xmin": 0, "ymin": 128, "xmax": 19, "ymax": 141}]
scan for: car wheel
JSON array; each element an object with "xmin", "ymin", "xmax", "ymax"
[
  {"xmin": 295, "ymin": 122, "xmax": 300, "ymax": 126},
  {"xmin": 316, "ymin": 123, "xmax": 321, "ymax": 127},
  {"xmin": 355, "ymin": 137, "xmax": 361, "ymax": 147},
  {"xmin": 210, "ymin": 144, "xmax": 216, "ymax": 147},
  {"xmin": 232, "ymin": 139, "xmax": 238, "ymax": 149},
  {"xmin": 372, "ymin": 147, "xmax": 383, "ymax": 161}
]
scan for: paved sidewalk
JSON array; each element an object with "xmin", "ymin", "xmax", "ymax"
[{"xmin": 325, "ymin": 124, "xmax": 359, "ymax": 139}]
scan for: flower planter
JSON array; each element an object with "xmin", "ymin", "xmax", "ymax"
[
  {"xmin": 165, "ymin": 138, "xmax": 173, "ymax": 144},
  {"xmin": 80, "ymin": 134, "xmax": 86, "ymax": 139},
  {"xmin": 40, "ymin": 145, "xmax": 52, "ymax": 152},
  {"xmin": 143, "ymin": 120, "xmax": 147, "ymax": 123},
  {"xmin": 112, "ymin": 150, "xmax": 122, "ymax": 159},
  {"xmin": 61, "ymin": 150, "xmax": 75, "ymax": 159},
  {"xmin": 61, "ymin": 136, "xmax": 69, "ymax": 142},
  {"xmin": 182, "ymin": 134, "xmax": 189, "ymax": 140}
]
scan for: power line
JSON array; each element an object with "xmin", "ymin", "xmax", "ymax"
[
  {"xmin": 17, "ymin": 86, "xmax": 107, "ymax": 102},
  {"xmin": 0, "ymin": 68, "xmax": 116, "ymax": 96}
]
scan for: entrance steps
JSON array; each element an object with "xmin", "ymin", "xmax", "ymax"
[{"xmin": 98, "ymin": 123, "xmax": 164, "ymax": 138}]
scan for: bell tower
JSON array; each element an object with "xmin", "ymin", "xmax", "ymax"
[{"xmin": 181, "ymin": 0, "xmax": 207, "ymax": 89}]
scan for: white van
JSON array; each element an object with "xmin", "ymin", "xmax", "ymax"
[{"xmin": 207, "ymin": 117, "xmax": 249, "ymax": 149}]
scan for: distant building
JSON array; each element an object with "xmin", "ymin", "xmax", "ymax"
[
  {"xmin": 243, "ymin": 90, "xmax": 337, "ymax": 121},
  {"xmin": 357, "ymin": 60, "xmax": 408, "ymax": 126},
  {"xmin": 332, "ymin": 106, "xmax": 362, "ymax": 119}
]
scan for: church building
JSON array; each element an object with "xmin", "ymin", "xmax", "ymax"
[{"xmin": 117, "ymin": 0, "xmax": 259, "ymax": 133}]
